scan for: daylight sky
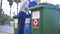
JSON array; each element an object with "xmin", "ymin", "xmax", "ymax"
[{"xmin": 2, "ymin": 0, "xmax": 60, "ymax": 17}]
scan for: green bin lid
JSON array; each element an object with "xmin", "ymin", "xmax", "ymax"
[{"xmin": 30, "ymin": 3, "xmax": 60, "ymax": 11}]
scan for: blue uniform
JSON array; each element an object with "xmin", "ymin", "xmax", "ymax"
[{"xmin": 18, "ymin": 11, "xmax": 26, "ymax": 34}]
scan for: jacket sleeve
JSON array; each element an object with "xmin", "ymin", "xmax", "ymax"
[{"xmin": 19, "ymin": 0, "xmax": 28, "ymax": 11}]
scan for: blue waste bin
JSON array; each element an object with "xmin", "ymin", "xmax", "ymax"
[
  {"xmin": 24, "ymin": 13, "xmax": 31, "ymax": 34},
  {"xmin": 24, "ymin": 1, "xmax": 37, "ymax": 34}
]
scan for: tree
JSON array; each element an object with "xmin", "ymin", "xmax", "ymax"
[
  {"xmin": 0, "ymin": 14, "xmax": 13, "ymax": 25},
  {"xmin": 7, "ymin": 0, "xmax": 13, "ymax": 17},
  {"xmin": 14, "ymin": 0, "xmax": 21, "ymax": 14}
]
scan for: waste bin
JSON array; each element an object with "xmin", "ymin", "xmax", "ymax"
[
  {"xmin": 30, "ymin": 3, "xmax": 60, "ymax": 34},
  {"xmin": 24, "ymin": 13, "xmax": 31, "ymax": 34},
  {"xmin": 58, "ymin": 11, "xmax": 60, "ymax": 34}
]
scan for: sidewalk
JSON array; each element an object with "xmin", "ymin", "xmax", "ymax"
[
  {"xmin": 0, "ymin": 25, "xmax": 14, "ymax": 34},
  {"xmin": 0, "ymin": 32, "xmax": 14, "ymax": 34}
]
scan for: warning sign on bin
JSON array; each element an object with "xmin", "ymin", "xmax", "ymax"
[
  {"xmin": 32, "ymin": 11, "xmax": 40, "ymax": 28},
  {"xmin": 32, "ymin": 19, "xmax": 39, "ymax": 28}
]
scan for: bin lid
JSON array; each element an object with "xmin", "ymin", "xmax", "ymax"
[{"xmin": 30, "ymin": 3, "xmax": 60, "ymax": 11}]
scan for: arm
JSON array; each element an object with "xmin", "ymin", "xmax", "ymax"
[{"xmin": 19, "ymin": 0, "xmax": 28, "ymax": 11}]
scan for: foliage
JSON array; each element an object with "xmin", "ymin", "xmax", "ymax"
[{"xmin": 0, "ymin": 14, "xmax": 13, "ymax": 25}]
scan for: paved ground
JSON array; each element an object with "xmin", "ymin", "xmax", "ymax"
[
  {"xmin": 0, "ymin": 32, "xmax": 14, "ymax": 34},
  {"xmin": 0, "ymin": 25, "xmax": 14, "ymax": 34}
]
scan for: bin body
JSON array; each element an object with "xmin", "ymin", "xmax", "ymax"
[
  {"xmin": 24, "ymin": 14, "xmax": 31, "ymax": 34},
  {"xmin": 42, "ymin": 8, "xmax": 59, "ymax": 34},
  {"xmin": 30, "ymin": 3, "xmax": 59, "ymax": 34},
  {"xmin": 58, "ymin": 12, "xmax": 60, "ymax": 34}
]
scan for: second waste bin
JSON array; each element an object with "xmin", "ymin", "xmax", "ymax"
[{"xmin": 30, "ymin": 3, "xmax": 60, "ymax": 34}]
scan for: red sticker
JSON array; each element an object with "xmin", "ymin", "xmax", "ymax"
[{"xmin": 32, "ymin": 19, "xmax": 39, "ymax": 28}]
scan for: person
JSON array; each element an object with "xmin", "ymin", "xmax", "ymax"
[
  {"xmin": 18, "ymin": 7, "xmax": 31, "ymax": 34},
  {"xmin": 17, "ymin": 0, "xmax": 37, "ymax": 34},
  {"xmin": 17, "ymin": 0, "xmax": 30, "ymax": 34}
]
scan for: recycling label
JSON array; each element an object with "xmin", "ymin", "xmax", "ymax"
[{"xmin": 25, "ymin": 18, "xmax": 30, "ymax": 29}]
